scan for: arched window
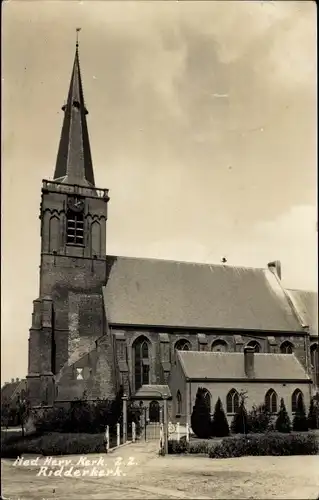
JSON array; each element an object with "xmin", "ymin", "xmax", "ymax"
[
  {"xmin": 175, "ymin": 339, "xmax": 191, "ymax": 351},
  {"xmin": 246, "ymin": 340, "xmax": 261, "ymax": 353},
  {"xmin": 177, "ymin": 390, "xmax": 182, "ymax": 415},
  {"xmin": 66, "ymin": 210, "xmax": 84, "ymax": 245},
  {"xmin": 49, "ymin": 215, "xmax": 60, "ymax": 253},
  {"xmin": 292, "ymin": 389, "xmax": 304, "ymax": 413},
  {"xmin": 202, "ymin": 388, "xmax": 211, "ymax": 413},
  {"xmin": 265, "ymin": 389, "xmax": 278, "ymax": 413},
  {"xmin": 133, "ymin": 336, "xmax": 150, "ymax": 391},
  {"xmin": 226, "ymin": 389, "xmax": 240, "ymax": 414},
  {"xmin": 90, "ymin": 220, "xmax": 101, "ymax": 257},
  {"xmin": 211, "ymin": 339, "xmax": 228, "ymax": 352},
  {"xmin": 280, "ymin": 341, "xmax": 294, "ymax": 354}
]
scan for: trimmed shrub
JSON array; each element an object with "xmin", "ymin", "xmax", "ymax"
[
  {"xmin": 167, "ymin": 438, "xmax": 211, "ymax": 455},
  {"xmin": 307, "ymin": 397, "xmax": 319, "ymax": 430},
  {"xmin": 275, "ymin": 398, "xmax": 291, "ymax": 433},
  {"xmin": 209, "ymin": 432, "xmax": 318, "ymax": 459},
  {"xmin": 1, "ymin": 430, "xmax": 42, "ymax": 446},
  {"xmin": 212, "ymin": 398, "xmax": 229, "ymax": 437},
  {"xmin": 168, "ymin": 439, "xmax": 189, "ymax": 454},
  {"xmin": 34, "ymin": 407, "xmax": 59, "ymax": 433},
  {"xmin": 292, "ymin": 396, "xmax": 308, "ymax": 432},
  {"xmin": 33, "ymin": 388, "xmax": 134, "ymax": 435},
  {"xmin": 231, "ymin": 401, "xmax": 249, "ymax": 434},
  {"xmin": 248, "ymin": 404, "xmax": 273, "ymax": 434},
  {"xmin": 189, "ymin": 440, "xmax": 211, "ymax": 454},
  {"xmin": 1, "ymin": 432, "xmax": 106, "ymax": 458},
  {"xmin": 191, "ymin": 388, "xmax": 213, "ymax": 439}
]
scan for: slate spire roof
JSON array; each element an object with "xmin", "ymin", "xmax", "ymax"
[{"xmin": 53, "ymin": 40, "xmax": 95, "ymax": 186}]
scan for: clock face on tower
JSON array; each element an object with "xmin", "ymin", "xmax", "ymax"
[{"xmin": 67, "ymin": 196, "xmax": 85, "ymax": 212}]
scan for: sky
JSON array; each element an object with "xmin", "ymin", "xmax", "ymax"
[{"xmin": 1, "ymin": 0, "xmax": 317, "ymax": 382}]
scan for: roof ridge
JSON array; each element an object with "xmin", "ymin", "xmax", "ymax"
[{"xmin": 106, "ymin": 254, "xmax": 266, "ymax": 271}]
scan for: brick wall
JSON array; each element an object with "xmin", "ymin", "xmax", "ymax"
[
  {"xmin": 111, "ymin": 327, "xmax": 311, "ymax": 399},
  {"xmin": 28, "ymin": 183, "xmax": 111, "ymax": 405},
  {"xmin": 189, "ymin": 380, "xmax": 312, "ymax": 424}
]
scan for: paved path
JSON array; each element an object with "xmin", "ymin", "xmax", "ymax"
[{"xmin": 2, "ymin": 440, "xmax": 319, "ymax": 499}]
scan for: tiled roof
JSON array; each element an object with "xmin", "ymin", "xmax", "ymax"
[
  {"xmin": 133, "ymin": 385, "xmax": 172, "ymax": 399},
  {"xmin": 1, "ymin": 380, "xmax": 27, "ymax": 402},
  {"xmin": 103, "ymin": 256, "xmax": 302, "ymax": 331},
  {"xmin": 177, "ymin": 351, "xmax": 311, "ymax": 382},
  {"xmin": 286, "ymin": 289, "xmax": 318, "ymax": 335}
]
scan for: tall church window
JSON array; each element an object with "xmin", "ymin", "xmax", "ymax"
[
  {"xmin": 175, "ymin": 339, "xmax": 191, "ymax": 351},
  {"xmin": 66, "ymin": 210, "xmax": 84, "ymax": 245},
  {"xmin": 90, "ymin": 220, "xmax": 101, "ymax": 257},
  {"xmin": 211, "ymin": 339, "xmax": 228, "ymax": 352},
  {"xmin": 202, "ymin": 388, "xmax": 211, "ymax": 413},
  {"xmin": 226, "ymin": 388, "xmax": 240, "ymax": 414},
  {"xmin": 265, "ymin": 389, "xmax": 278, "ymax": 413},
  {"xmin": 280, "ymin": 341, "xmax": 294, "ymax": 354},
  {"xmin": 133, "ymin": 337, "xmax": 150, "ymax": 391},
  {"xmin": 292, "ymin": 389, "xmax": 303, "ymax": 413},
  {"xmin": 246, "ymin": 340, "xmax": 261, "ymax": 353},
  {"xmin": 49, "ymin": 216, "xmax": 60, "ymax": 253}
]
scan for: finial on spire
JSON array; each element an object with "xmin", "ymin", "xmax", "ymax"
[{"xmin": 76, "ymin": 27, "xmax": 81, "ymax": 48}]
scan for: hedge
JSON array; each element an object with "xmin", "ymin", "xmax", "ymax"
[
  {"xmin": 209, "ymin": 432, "xmax": 318, "ymax": 458},
  {"xmin": 168, "ymin": 438, "xmax": 211, "ymax": 455},
  {"xmin": 32, "ymin": 399, "xmax": 142, "ymax": 436},
  {"xmin": 167, "ymin": 432, "xmax": 318, "ymax": 457},
  {"xmin": 1, "ymin": 432, "xmax": 107, "ymax": 458}
]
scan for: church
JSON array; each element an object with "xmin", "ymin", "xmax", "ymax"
[{"xmin": 27, "ymin": 42, "xmax": 318, "ymax": 422}]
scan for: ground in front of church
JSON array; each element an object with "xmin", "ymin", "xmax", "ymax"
[{"xmin": 2, "ymin": 440, "xmax": 319, "ymax": 499}]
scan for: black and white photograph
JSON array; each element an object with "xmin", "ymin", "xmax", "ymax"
[{"xmin": 1, "ymin": 1, "xmax": 318, "ymax": 499}]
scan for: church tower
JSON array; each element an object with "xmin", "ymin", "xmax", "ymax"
[{"xmin": 27, "ymin": 37, "xmax": 110, "ymax": 405}]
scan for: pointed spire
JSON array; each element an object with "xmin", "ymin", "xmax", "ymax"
[{"xmin": 53, "ymin": 30, "xmax": 95, "ymax": 186}]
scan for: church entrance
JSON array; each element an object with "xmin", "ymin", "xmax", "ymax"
[
  {"xmin": 149, "ymin": 400, "xmax": 160, "ymax": 423},
  {"xmin": 138, "ymin": 402, "xmax": 162, "ymax": 441}
]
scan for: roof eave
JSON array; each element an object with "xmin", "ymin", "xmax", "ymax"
[
  {"xmin": 108, "ymin": 322, "xmax": 303, "ymax": 334},
  {"xmin": 131, "ymin": 395, "xmax": 172, "ymax": 400},
  {"xmin": 186, "ymin": 377, "xmax": 312, "ymax": 384}
]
